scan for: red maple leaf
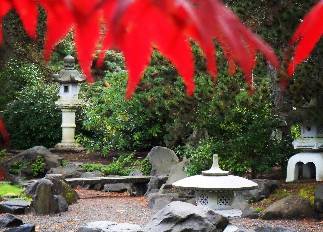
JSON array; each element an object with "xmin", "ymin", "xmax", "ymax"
[
  {"xmin": 0, "ymin": 117, "xmax": 9, "ymax": 146},
  {"xmin": 288, "ymin": 0, "xmax": 323, "ymax": 76},
  {"xmin": 0, "ymin": 0, "xmax": 279, "ymax": 97}
]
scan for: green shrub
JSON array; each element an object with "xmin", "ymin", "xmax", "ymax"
[
  {"xmin": 31, "ymin": 155, "xmax": 46, "ymax": 177},
  {"xmin": 3, "ymin": 80, "xmax": 61, "ymax": 149},
  {"xmin": 82, "ymin": 153, "xmax": 152, "ymax": 176}
]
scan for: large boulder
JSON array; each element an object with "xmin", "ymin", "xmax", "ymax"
[
  {"xmin": 314, "ymin": 184, "xmax": 323, "ymax": 218},
  {"xmin": 30, "ymin": 179, "xmax": 59, "ymax": 215},
  {"xmin": 48, "ymin": 162, "xmax": 84, "ymax": 178},
  {"xmin": 261, "ymin": 195, "xmax": 314, "ymax": 219},
  {"xmin": 147, "ymin": 147, "xmax": 179, "ymax": 176},
  {"xmin": 144, "ymin": 201, "xmax": 228, "ymax": 232},
  {"xmin": 241, "ymin": 179, "xmax": 280, "ymax": 202},
  {"xmin": 4, "ymin": 146, "xmax": 62, "ymax": 179},
  {"xmin": 145, "ymin": 176, "xmax": 167, "ymax": 195},
  {"xmin": 78, "ymin": 221, "xmax": 143, "ymax": 232},
  {"xmin": 165, "ymin": 158, "xmax": 188, "ymax": 185},
  {"xmin": 0, "ymin": 214, "xmax": 23, "ymax": 228}
]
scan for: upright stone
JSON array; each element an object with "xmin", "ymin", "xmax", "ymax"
[{"xmin": 147, "ymin": 146, "xmax": 179, "ymax": 176}]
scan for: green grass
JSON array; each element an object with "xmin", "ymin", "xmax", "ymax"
[{"xmin": 0, "ymin": 182, "xmax": 30, "ymax": 201}]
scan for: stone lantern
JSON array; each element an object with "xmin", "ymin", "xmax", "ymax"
[
  {"xmin": 286, "ymin": 122, "xmax": 323, "ymax": 181},
  {"xmin": 53, "ymin": 55, "xmax": 85, "ymax": 151},
  {"xmin": 173, "ymin": 154, "xmax": 258, "ymax": 218}
]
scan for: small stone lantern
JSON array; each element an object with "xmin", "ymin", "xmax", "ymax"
[
  {"xmin": 53, "ymin": 55, "xmax": 85, "ymax": 151},
  {"xmin": 286, "ymin": 122, "xmax": 323, "ymax": 182},
  {"xmin": 173, "ymin": 154, "xmax": 258, "ymax": 218}
]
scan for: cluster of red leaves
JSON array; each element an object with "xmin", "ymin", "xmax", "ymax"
[
  {"xmin": 288, "ymin": 0, "xmax": 323, "ymax": 76},
  {"xmin": 0, "ymin": 0, "xmax": 278, "ymax": 98}
]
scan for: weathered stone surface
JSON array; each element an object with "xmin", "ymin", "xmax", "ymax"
[
  {"xmin": 241, "ymin": 179, "xmax": 279, "ymax": 202},
  {"xmin": 78, "ymin": 221, "xmax": 143, "ymax": 232},
  {"xmin": 103, "ymin": 183, "xmax": 130, "ymax": 192},
  {"xmin": 165, "ymin": 158, "xmax": 188, "ymax": 185},
  {"xmin": 4, "ymin": 146, "xmax": 61, "ymax": 179},
  {"xmin": 48, "ymin": 162, "xmax": 84, "ymax": 178},
  {"xmin": 4, "ymin": 224, "xmax": 36, "ymax": 232},
  {"xmin": 55, "ymin": 195, "xmax": 68, "ymax": 212},
  {"xmin": 241, "ymin": 207, "xmax": 259, "ymax": 219},
  {"xmin": 0, "ymin": 200, "xmax": 30, "ymax": 215},
  {"xmin": 0, "ymin": 214, "xmax": 23, "ymax": 228},
  {"xmin": 144, "ymin": 201, "xmax": 228, "ymax": 232},
  {"xmin": 261, "ymin": 195, "xmax": 314, "ymax": 219},
  {"xmin": 314, "ymin": 184, "xmax": 323, "ymax": 217},
  {"xmin": 81, "ymin": 171, "xmax": 104, "ymax": 178},
  {"xmin": 147, "ymin": 193, "xmax": 181, "ymax": 211},
  {"xmin": 31, "ymin": 179, "xmax": 59, "ymax": 215},
  {"xmin": 145, "ymin": 176, "xmax": 167, "ymax": 196},
  {"xmin": 147, "ymin": 146, "xmax": 179, "ymax": 176}
]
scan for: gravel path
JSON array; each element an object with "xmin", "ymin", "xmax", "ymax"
[
  {"xmin": 20, "ymin": 191, "xmax": 152, "ymax": 232},
  {"xmin": 14, "ymin": 190, "xmax": 323, "ymax": 232}
]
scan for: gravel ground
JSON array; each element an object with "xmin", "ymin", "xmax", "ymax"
[
  {"xmin": 10, "ymin": 190, "xmax": 323, "ymax": 232},
  {"xmin": 20, "ymin": 191, "xmax": 152, "ymax": 232},
  {"xmin": 231, "ymin": 218, "xmax": 323, "ymax": 232}
]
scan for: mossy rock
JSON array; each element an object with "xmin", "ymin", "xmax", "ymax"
[
  {"xmin": 298, "ymin": 186, "xmax": 315, "ymax": 206},
  {"xmin": 61, "ymin": 181, "xmax": 78, "ymax": 205}
]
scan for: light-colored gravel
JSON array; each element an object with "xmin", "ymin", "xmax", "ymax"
[
  {"xmin": 20, "ymin": 190, "xmax": 152, "ymax": 232},
  {"xmin": 15, "ymin": 190, "xmax": 323, "ymax": 232},
  {"xmin": 231, "ymin": 218, "xmax": 323, "ymax": 232}
]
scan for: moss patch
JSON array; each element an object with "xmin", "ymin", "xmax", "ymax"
[
  {"xmin": 251, "ymin": 181, "xmax": 318, "ymax": 210},
  {"xmin": 0, "ymin": 181, "xmax": 31, "ymax": 201}
]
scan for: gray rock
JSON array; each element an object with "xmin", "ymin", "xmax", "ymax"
[
  {"xmin": 129, "ymin": 183, "xmax": 147, "ymax": 196},
  {"xmin": 0, "ymin": 214, "xmax": 23, "ymax": 228},
  {"xmin": 78, "ymin": 221, "xmax": 143, "ymax": 232},
  {"xmin": 144, "ymin": 201, "xmax": 228, "ymax": 232},
  {"xmin": 48, "ymin": 162, "xmax": 84, "ymax": 178},
  {"xmin": 4, "ymin": 146, "xmax": 61, "ymax": 179},
  {"xmin": 147, "ymin": 193, "xmax": 181, "ymax": 211},
  {"xmin": 4, "ymin": 224, "xmax": 35, "ymax": 232},
  {"xmin": 145, "ymin": 176, "xmax": 167, "ymax": 196},
  {"xmin": 254, "ymin": 226, "xmax": 296, "ymax": 232},
  {"xmin": 165, "ymin": 158, "xmax": 188, "ymax": 185},
  {"xmin": 314, "ymin": 184, "xmax": 323, "ymax": 217},
  {"xmin": 147, "ymin": 147, "xmax": 179, "ymax": 176},
  {"xmin": 261, "ymin": 195, "xmax": 314, "ymax": 219},
  {"xmin": 81, "ymin": 171, "xmax": 104, "ymax": 178},
  {"xmin": 0, "ymin": 200, "xmax": 30, "ymax": 215},
  {"xmin": 30, "ymin": 179, "xmax": 59, "ymax": 215},
  {"xmin": 241, "ymin": 207, "xmax": 259, "ymax": 219},
  {"xmin": 55, "ymin": 195, "xmax": 68, "ymax": 212},
  {"xmin": 45, "ymin": 174, "xmax": 79, "ymax": 205},
  {"xmin": 241, "ymin": 179, "xmax": 279, "ymax": 202},
  {"xmin": 103, "ymin": 183, "xmax": 130, "ymax": 192}
]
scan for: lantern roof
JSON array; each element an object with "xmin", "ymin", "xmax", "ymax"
[
  {"xmin": 53, "ymin": 55, "xmax": 86, "ymax": 84},
  {"xmin": 173, "ymin": 154, "xmax": 258, "ymax": 191}
]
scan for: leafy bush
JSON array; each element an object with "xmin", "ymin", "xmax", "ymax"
[
  {"xmin": 3, "ymin": 80, "xmax": 61, "ymax": 149},
  {"xmin": 81, "ymin": 153, "xmax": 152, "ymax": 176},
  {"xmin": 31, "ymin": 156, "xmax": 46, "ymax": 177}
]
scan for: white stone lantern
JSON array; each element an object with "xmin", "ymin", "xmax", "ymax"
[
  {"xmin": 53, "ymin": 55, "xmax": 85, "ymax": 151},
  {"xmin": 286, "ymin": 122, "xmax": 323, "ymax": 182},
  {"xmin": 173, "ymin": 154, "xmax": 258, "ymax": 218}
]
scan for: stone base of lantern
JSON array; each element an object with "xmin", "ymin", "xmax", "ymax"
[
  {"xmin": 54, "ymin": 142, "xmax": 85, "ymax": 152},
  {"xmin": 286, "ymin": 152, "xmax": 323, "ymax": 182}
]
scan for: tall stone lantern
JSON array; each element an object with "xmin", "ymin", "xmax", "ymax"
[{"xmin": 53, "ymin": 55, "xmax": 85, "ymax": 151}]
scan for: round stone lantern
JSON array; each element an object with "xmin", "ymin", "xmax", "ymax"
[
  {"xmin": 53, "ymin": 55, "xmax": 85, "ymax": 151},
  {"xmin": 172, "ymin": 154, "xmax": 258, "ymax": 218}
]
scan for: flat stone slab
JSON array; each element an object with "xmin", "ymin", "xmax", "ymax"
[
  {"xmin": 0, "ymin": 200, "xmax": 30, "ymax": 215},
  {"xmin": 66, "ymin": 176, "xmax": 159, "ymax": 188}
]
